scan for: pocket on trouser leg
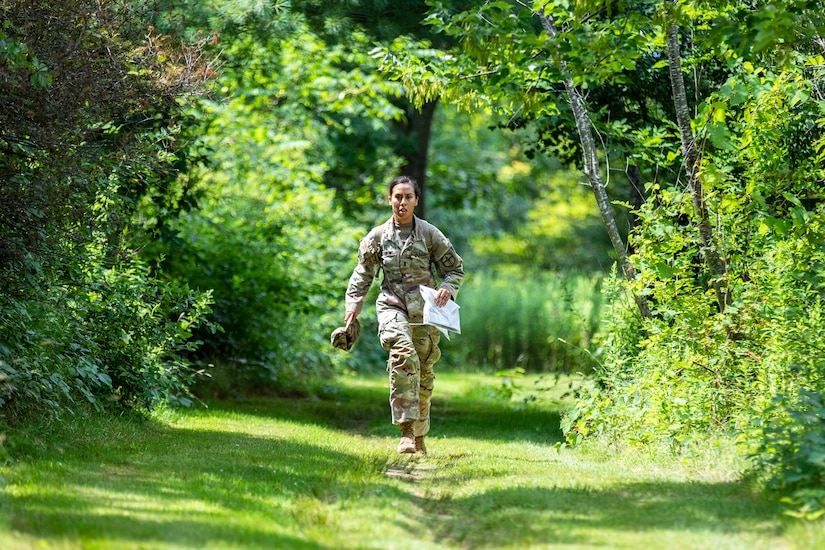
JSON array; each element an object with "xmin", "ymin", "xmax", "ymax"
[
  {"xmin": 378, "ymin": 324, "xmax": 398, "ymax": 352},
  {"xmin": 378, "ymin": 311, "xmax": 410, "ymax": 351},
  {"xmin": 386, "ymin": 334, "xmax": 417, "ymax": 372},
  {"xmin": 413, "ymin": 325, "xmax": 441, "ymax": 367}
]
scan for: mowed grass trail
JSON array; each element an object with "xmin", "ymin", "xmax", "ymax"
[{"xmin": 1, "ymin": 372, "xmax": 821, "ymax": 549}]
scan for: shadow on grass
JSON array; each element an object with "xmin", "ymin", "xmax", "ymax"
[
  {"xmin": 431, "ymin": 397, "xmax": 564, "ymax": 445},
  {"xmin": 201, "ymin": 375, "xmax": 565, "ymax": 446},
  {"xmin": 3, "ymin": 377, "xmax": 560, "ymax": 547},
  {"xmin": 413, "ymin": 480, "xmax": 784, "ymax": 548},
  {"xmin": 7, "ymin": 423, "xmax": 783, "ymax": 550},
  {"xmin": 4, "ymin": 378, "xmax": 786, "ymax": 549},
  {"xmin": 4, "ymin": 422, "xmax": 405, "ymax": 549}
]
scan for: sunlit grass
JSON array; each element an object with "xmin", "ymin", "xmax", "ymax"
[{"xmin": 0, "ymin": 371, "xmax": 821, "ymax": 549}]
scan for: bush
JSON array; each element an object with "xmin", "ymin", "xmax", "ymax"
[
  {"xmin": 0, "ymin": 258, "xmax": 216, "ymax": 420},
  {"xmin": 158, "ymin": 176, "xmax": 361, "ymax": 395},
  {"xmin": 563, "ymin": 62, "xmax": 825, "ymax": 518},
  {"xmin": 747, "ymin": 389, "xmax": 825, "ymax": 521},
  {"xmin": 565, "ymin": 204, "xmax": 825, "ymax": 443},
  {"xmin": 0, "ymin": 2, "xmax": 217, "ymax": 425}
]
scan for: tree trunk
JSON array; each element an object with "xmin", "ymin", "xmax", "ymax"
[
  {"xmin": 538, "ymin": 12, "xmax": 650, "ymax": 318},
  {"xmin": 665, "ymin": 22, "xmax": 730, "ymax": 311},
  {"xmin": 399, "ymin": 99, "xmax": 438, "ymax": 220}
]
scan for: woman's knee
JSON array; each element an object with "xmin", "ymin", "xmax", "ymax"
[{"xmin": 387, "ymin": 339, "xmax": 418, "ymax": 371}]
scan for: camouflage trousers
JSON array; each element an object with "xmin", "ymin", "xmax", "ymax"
[{"xmin": 377, "ymin": 309, "xmax": 441, "ymax": 436}]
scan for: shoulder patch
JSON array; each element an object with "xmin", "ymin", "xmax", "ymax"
[{"xmin": 439, "ymin": 252, "xmax": 457, "ymax": 268}]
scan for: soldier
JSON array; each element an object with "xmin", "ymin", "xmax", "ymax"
[{"xmin": 344, "ymin": 175, "xmax": 465, "ymax": 454}]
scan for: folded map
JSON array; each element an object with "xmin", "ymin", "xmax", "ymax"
[{"xmin": 418, "ymin": 285, "xmax": 461, "ymax": 340}]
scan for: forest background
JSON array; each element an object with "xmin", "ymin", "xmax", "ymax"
[{"xmin": 1, "ymin": 0, "xmax": 824, "ymax": 522}]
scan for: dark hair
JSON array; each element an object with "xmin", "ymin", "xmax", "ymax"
[{"xmin": 388, "ymin": 175, "xmax": 420, "ymax": 198}]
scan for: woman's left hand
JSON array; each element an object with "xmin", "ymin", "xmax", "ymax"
[{"xmin": 434, "ymin": 288, "xmax": 451, "ymax": 308}]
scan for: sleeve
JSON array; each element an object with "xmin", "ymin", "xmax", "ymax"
[
  {"xmin": 345, "ymin": 229, "xmax": 382, "ymax": 315},
  {"xmin": 430, "ymin": 227, "xmax": 465, "ymax": 300}
]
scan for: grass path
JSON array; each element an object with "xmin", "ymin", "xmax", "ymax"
[{"xmin": 0, "ymin": 372, "xmax": 821, "ymax": 549}]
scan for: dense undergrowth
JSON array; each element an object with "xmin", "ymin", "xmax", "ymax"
[
  {"xmin": 562, "ymin": 63, "xmax": 825, "ymax": 519},
  {"xmin": 0, "ymin": 2, "xmax": 219, "ymax": 420}
]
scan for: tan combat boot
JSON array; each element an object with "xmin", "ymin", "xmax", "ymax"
[
  {"xmin": 415, "ymin": 436, "xmax": 426, "ymax": 455},
  {"xmin": 397, "ymin": 421, "xmax": 415, "ymax": 454}
]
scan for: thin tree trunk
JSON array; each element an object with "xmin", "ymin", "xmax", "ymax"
[
  {"xmin": 665, "ymin": 22, "xmax": 729, "ymax": 311},
  {"xmin": 538, "ymin": 11, "xmax": 650, "ymax": 318}
]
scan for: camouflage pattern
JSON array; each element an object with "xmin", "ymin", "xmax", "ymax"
[
  {"xmin": 345, "ymin": 215, "xmax": 464, "ymax": 433},
  {"xmin": 378, "ymin": 310, "xmax": 441, "ymax": 434},
  {"xmin": 330, "ymin": 317, "xmax": 361, "ymax": 351},
  {"xmin": 346, "ymin": 216, "xmax": 464, "ymax": 321}
]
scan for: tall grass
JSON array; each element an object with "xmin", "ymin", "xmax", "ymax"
[{"xmin": 449, "ymin": 269, "xmax": 603, "ymax": 372}]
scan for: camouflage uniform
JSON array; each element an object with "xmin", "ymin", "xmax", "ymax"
[{"xmin": 346, "ymin": 215, "xmax": 464, "ymax": 437}]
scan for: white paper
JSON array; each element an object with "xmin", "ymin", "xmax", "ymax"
[{"xmin": 419, "ymin": 285, "xmax": 461, "ymax": 340}]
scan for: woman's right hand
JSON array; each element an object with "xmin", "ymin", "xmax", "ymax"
[{"xmin": 344, "ymin": 311, "xmax": 359, "ymax": 327}]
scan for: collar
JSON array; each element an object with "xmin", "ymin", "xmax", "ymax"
[{"xmin": 382, "ymin": 215, "xmax": 420, "ymax": 245}]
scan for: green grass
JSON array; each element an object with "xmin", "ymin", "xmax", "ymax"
[{"xmin": 1, "ymin": 372, "xmax": 822, "ymax": 549}]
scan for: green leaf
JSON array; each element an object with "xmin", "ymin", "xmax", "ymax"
[
  {"xmin": 706, "ymin": 121, "xmax": 733, "ymax": 150},
  {"xmin": 654, "ymin": 262, "xmax": 675, "ymax": 279}
]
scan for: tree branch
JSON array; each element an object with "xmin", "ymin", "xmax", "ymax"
[{"xmin": 537, "ymin": 7, "xmax": 650, "ymax": 318}]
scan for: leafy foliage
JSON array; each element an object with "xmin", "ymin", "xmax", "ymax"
[
  {"xmin": 565, "ymin": 49, "xmax": 825, "ymax": 518},
  {"xmin": 0, "ymin": 261, "xmax": 216, "ymax": 418},
  {"xmin": 379, "ymin": 0, "xmax": 825, "ymax": 520},
  {"xmin": 749, "ymin": 390, "xmax": 825, "ymax": 521},
  {"xmin": 425, "ymin": 105, "xmax": 617, "ymax": 273},
  {"xmin": 146, "ymin": 19, "xmax": 405, "ymax": 393},
  {"xmin": 160, "ymin": 178, "xmax": 357, "ymax": 392},
  {"xmin": 0, "ymin": 1, "xmax": 217, "ymax": 420}
]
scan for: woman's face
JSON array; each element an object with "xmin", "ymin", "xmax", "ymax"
[{"xmin": 388, "ymin": 182, "xmax": 419, "ymax": 224}]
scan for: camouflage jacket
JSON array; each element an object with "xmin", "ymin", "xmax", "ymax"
[{"xmin": 345, "ymin": 216, "xmax": 465, "ymax": 323}]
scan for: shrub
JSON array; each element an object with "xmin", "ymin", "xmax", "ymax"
[
  {"xmin": 563, "ymin": 62, "xmax": 825, "ymax": 518},
  {"xmin": 747, "ymin": 389, "xmax": 825, "ymax": 521},
  {"xmin": 158, "ymin": 177, "xmax": 360, "ymax": 394},
  {"xmin": 0, "ymin": 258, "xmax": 216, "ymax": 420},
  {"xmin": 0, "ymin": 2, "xmax": 217, "ymax": 424}
]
